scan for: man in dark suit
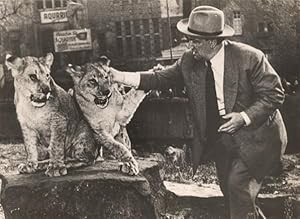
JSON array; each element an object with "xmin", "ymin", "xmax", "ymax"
[{"xmin": 111, "ymin": 5, "xmax": 287, "ymax": 219}]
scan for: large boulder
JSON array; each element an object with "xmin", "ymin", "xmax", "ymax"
[{"xmin": 0, "ymin": 158, "xmax": 167, "ymax": 219}]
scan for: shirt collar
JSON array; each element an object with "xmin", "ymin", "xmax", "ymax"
[{"xmin": 209, "ymin": 41, "xmax": 224, "ymax": 72}]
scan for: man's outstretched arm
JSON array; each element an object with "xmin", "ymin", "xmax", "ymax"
[{"xmin": 110, "ymin": 59, "xmax": 183, "ymax": 91}]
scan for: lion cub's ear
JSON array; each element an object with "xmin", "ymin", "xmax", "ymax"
[
  {"xmin": 65, "ymin": 64, "xmax": 84, "ymax": 83},
  {"xmin": 44, "ymin": 53, "xmax": 54, "ymax": 69},
  {"xmin": 99, "ymin": 56, "xmax": 110, "ymax": 66},
  {"xmin": 5, "ymin": 55, "xmax": 24, "ymax": 78}
]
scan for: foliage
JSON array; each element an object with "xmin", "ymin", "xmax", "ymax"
[
  {"xmin": 225, "ymin": 0, "xmax": 299, "ymax": 77},
  {"xmin": 163, "ymin": 160, "xmax": 219, "ymax": 185},
  {"xmin": 0, "ymin": 0, "xmax": 33, "ymax": 30}
]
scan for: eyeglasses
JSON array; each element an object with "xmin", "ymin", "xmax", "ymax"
[
  {"xmin": 185, "ymin": 37, "xmax": 207, "ymax": 49},
  {"xmin": 186, "ymin": 37, "xmax": 209, "ymax": 44}
]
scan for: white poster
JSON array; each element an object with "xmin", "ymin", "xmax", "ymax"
[
  {"xmin": 53, "ymin": 29, "xmax": 92, "ymax": 52},
  {"xmin": 40, "ymin": 9, "xmax": 68, "ymax": 24}
]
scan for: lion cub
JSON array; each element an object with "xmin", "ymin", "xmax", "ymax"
[
  {"xmin": 66, "ymin": 57, "xmax": 146, "ymax": 175},
  {"xmin": 5, "ymin": 53, "xmax": 100, "ymax": 177}
]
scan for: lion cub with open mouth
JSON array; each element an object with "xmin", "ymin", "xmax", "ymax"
[
  {"xmin": 5, "ymin": 53, "xmax": 100, "ymax": 177},
  {"xmin": 66, "ymin": 56, "xmax": 147, "ymax": 176}
]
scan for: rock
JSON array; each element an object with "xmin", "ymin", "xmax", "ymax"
[
  {"xmin": 0, "ymin": 158, "xmax": 167, "ymax": 219},
  {"xmin": 164, "ymin": 181, "xmax": 300, "ymax": 218}
]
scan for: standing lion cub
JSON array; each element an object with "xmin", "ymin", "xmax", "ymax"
[
  {"xmin": 5, "ymin": 53, "xmax": 98, "ymax": 177},
  {"xmin": 66, "ymin": 56, "xmax": 146, "ymax": 175}
]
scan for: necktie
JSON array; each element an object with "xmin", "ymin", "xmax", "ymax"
[{"xmin": 205, "ymin": 60, "xmax": 219, "ymax": 144}]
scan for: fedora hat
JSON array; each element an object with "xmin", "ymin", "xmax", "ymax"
[{"xmin": 177, "ymin": 5, "xmax": 234, "ymax": 38}]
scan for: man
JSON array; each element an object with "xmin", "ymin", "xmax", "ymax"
[{"xmin": 111, "ymin": 6, "xmax": 287, "ymax": 219}]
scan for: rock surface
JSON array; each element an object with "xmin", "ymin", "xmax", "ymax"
[
  {"xmin": 164, "ymin": 181, "xmax": 300, "ymax": 219},
  {"xmin": 0, "ymin": 158, "xmax": 167, "ymax": 219}
]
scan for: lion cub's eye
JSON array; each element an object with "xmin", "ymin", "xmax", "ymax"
[
  {"xmin": 88, "ymin": 79, "xmax": 97, "ymax": 87},
  {"xmin": 29, "ymin": 74, "xmax": 38, "ymax": 82}
]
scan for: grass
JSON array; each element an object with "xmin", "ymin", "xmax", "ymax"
[{"xmin": 0, "ymin": 139, "xmax": 26, "ymax": 175}]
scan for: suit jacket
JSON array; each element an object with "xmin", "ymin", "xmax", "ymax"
[{"xmin": 139, "ymin": 40, "xmax": 287, "ymax": 181}]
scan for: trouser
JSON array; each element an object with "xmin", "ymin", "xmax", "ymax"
[{"xmin": 210, "ymin": 119, "xmax": 265, "ymax": 219}]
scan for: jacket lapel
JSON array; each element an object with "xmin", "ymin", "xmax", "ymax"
[{"xmin": 224, "ymin": 41, "xmax": 239, "ymax": 113}]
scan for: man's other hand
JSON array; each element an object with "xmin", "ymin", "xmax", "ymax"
[
  {"xmin": 151, "ymin": 64, "xmax": 165, "ymax": 73},
  {"xmin": 218, "ymin": 112, "xmax": 245, "ymax": 134}
]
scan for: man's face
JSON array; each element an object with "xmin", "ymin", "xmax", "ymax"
[{"xmin": 186, "ymin": 37, "xmax": 215, "ymax": 60}]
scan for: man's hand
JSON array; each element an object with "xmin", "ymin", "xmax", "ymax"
[
  {"xmin": 109, "ymin": 67, "xmax": 140, "ymax": 87},
  {"xmin": 109, "ymin": 67, "xmax": 124, "ymax": 83},
  {"xmin": 218, "ymin": 112, "xmax": 245, "ymax": 134}
]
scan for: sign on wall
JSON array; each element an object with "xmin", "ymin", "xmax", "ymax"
[
  {"xmin": 53, "ymin": 29, "xmax": 92, "ymax": 52},
  {"xmin": 40, "ymin": 9, "xmax": 68, "ymax": 24}
]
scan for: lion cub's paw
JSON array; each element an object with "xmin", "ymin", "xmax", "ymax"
[
  {"xmin": 119, "ymin": 158, "xmax": 139, "ymax": 176},
  {"xmin": 18, "ymin": 161, "xmax": 38, "ymax": 174},
  {"xmin": 45, "ymin": 162, "xmax": 67, "ymax": 177}
]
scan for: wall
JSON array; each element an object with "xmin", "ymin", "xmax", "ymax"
[{"xmin": 87, "ymin": 0, "xmax": 163, "ymax": 69}]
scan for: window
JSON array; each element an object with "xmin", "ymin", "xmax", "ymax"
[
  {"xmin": 136, "ymin": 36, "xmax": 142, "ymax": 56},
  {"xmin": 37, "ymin": 0, "xmax": 43, "ymax": 9},
  {"xmin": 144, "ymin": 35, "xmax": 151, "ymax": 56},
  {"xmin": 152, "ymin": 18, "xmax": 159, "ymax": 33},
  {"xmin": 114, "ymin": 19, "xmax": 161, "ymax": 58},
  {"xmin": 143, "ymin": 19, "xmax": 150, "ymax": 34},
  {"xmin": 154, "ymin": 35, "xmax": 160, "ymax": 55},
  {"xmin": 124, "ymin": 21, "xmax": 131, "ymax": 35},
  {"xmin": 258, "ymin": 22, "xmax": 265, "ymax": 32},
  {"xmin": 133, "ymin": 20, "xmax": 141, "ymax": 35},
  {"xmin": 55, "ymin": 0, "xmax": 61, "ymax": 7},
  {"xmin": 126, "ymin": 37, "xmax": 132, "ymax": 56},
  {"xmin": 233, "ymin": 11, "xmax": 242, "ymax": 35},
  {"xmin": 37, "ymin": 0, "xmax": 67, "ymax": 9},
  {"xmin": 45, "ymin": 0, "xmax": 52, "ymax": 8},
  {"xmin": 115, "ymin": 22, "xmax": 122, "ymax": 36},
  {"xmin": 117, "ymin": 38, "xmax": 123, "ymax": 57},
  {"xmin": 233, "ymin": 11, "xmax": 241, "ymax": 19}
]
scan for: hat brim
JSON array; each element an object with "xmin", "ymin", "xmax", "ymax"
[{"xmin": 177, "ymin": 18, "xmax": 235, "ymax": 38}]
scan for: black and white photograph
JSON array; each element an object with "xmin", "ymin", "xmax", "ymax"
[{"xmin": 0, "ymin": 0, "xmax": 299, "ymax": 218}]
